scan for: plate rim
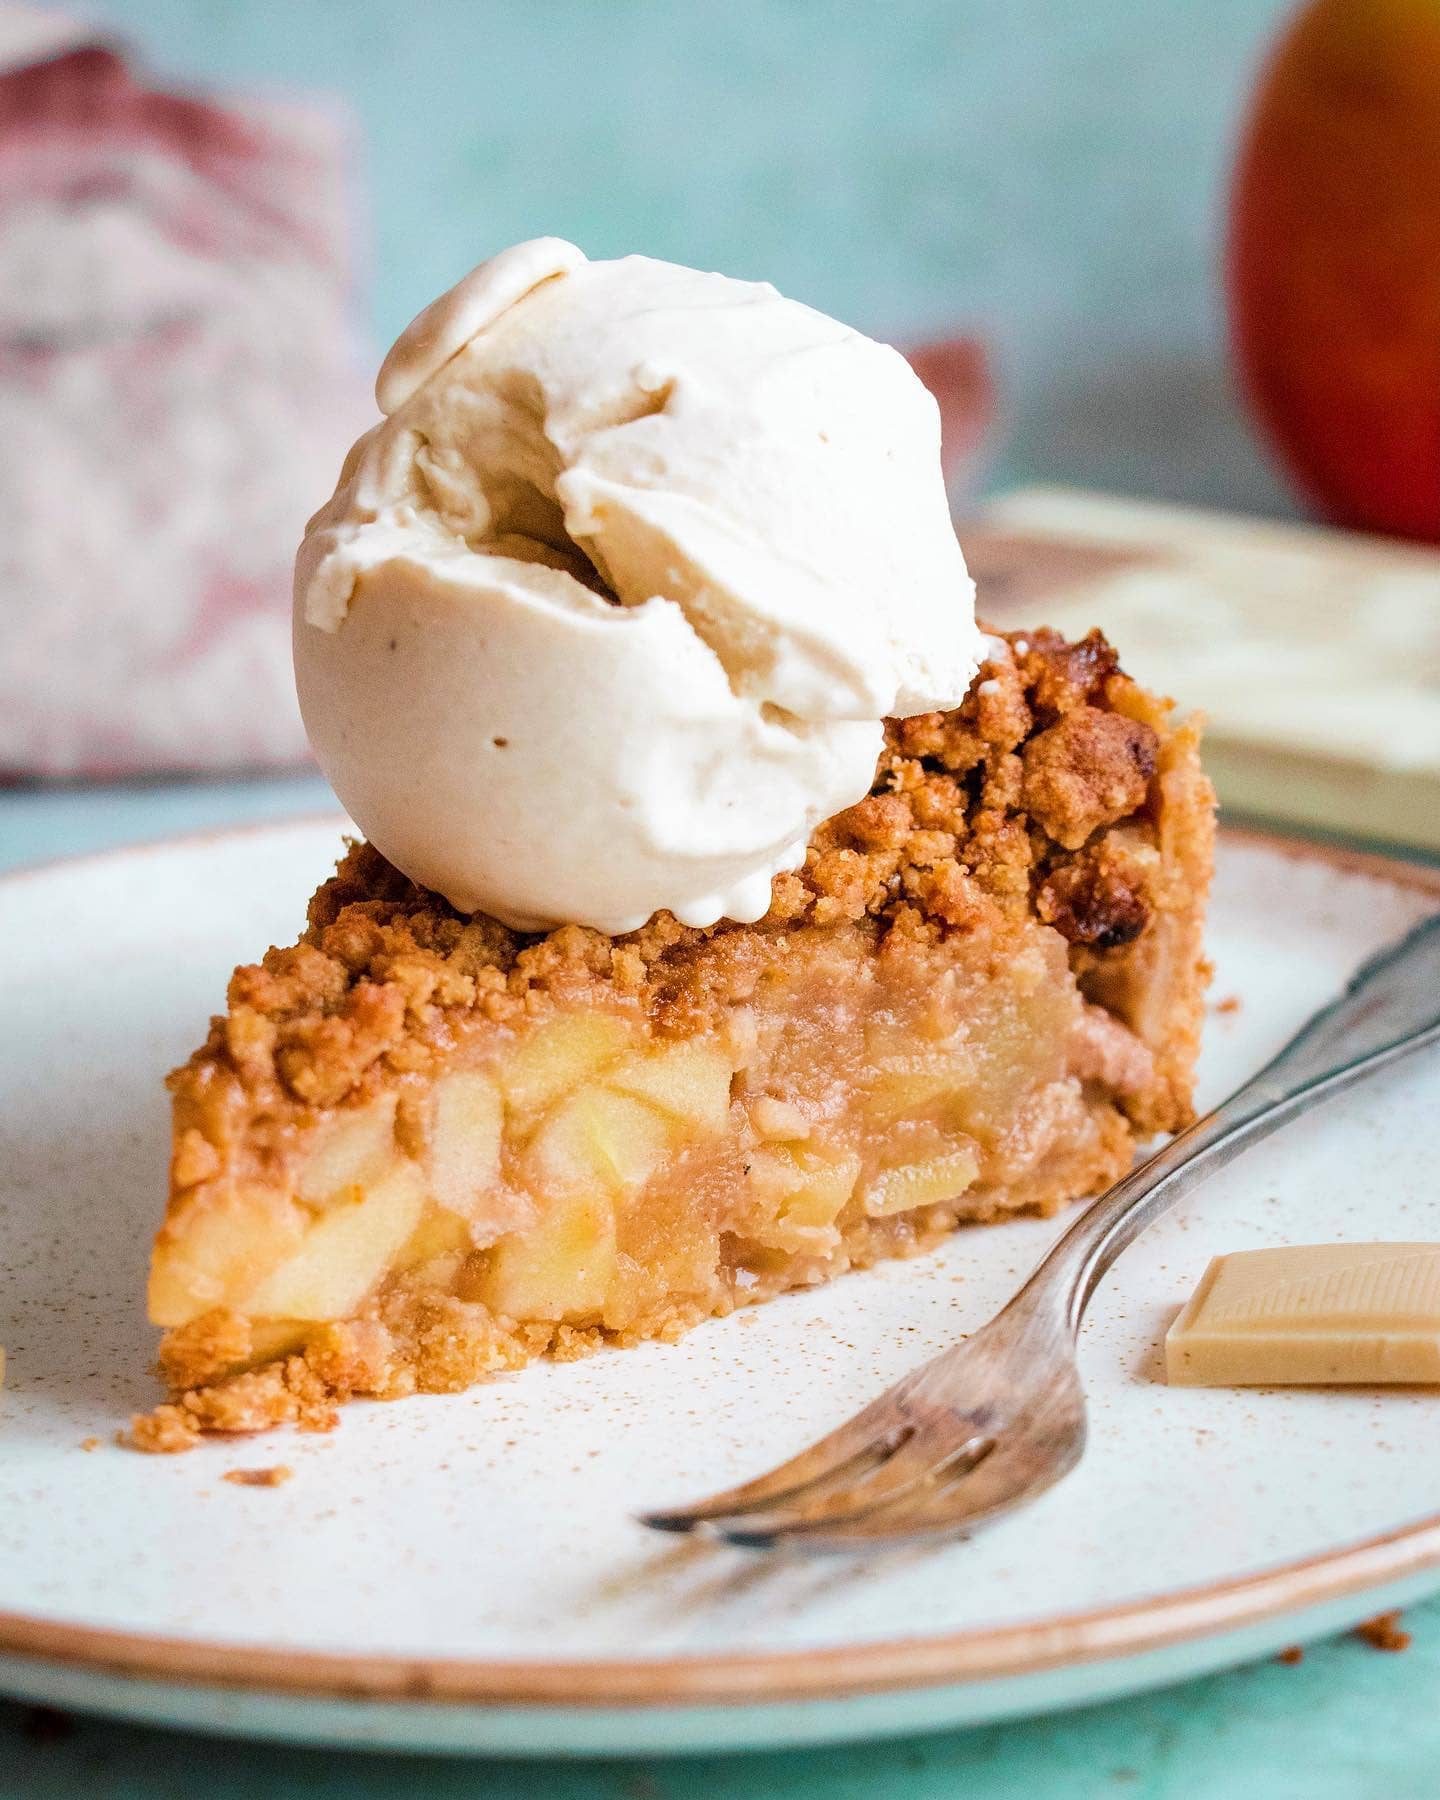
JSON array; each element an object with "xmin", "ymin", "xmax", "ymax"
[{"xmin": 2, "ymin": 818, "xmax": 1438, "ymax": 1712}]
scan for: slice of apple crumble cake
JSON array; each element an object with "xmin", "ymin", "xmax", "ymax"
[{"xmin": 136, "ymin": 625, "xmax": 1212, "ymax": 1450}]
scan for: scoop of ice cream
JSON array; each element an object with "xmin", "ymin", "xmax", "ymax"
[{"xmin": 294, "ymin": 238, "xmax": 981, "ymax": 932}]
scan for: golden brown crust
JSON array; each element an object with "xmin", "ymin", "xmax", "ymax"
[{"xmin": 1070, "ymin": 705, "xmax": 1214, "ymax": 1135}]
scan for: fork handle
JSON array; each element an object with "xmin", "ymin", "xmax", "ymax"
[{"xmin": 1018, "ymin": 908, "xmax": 1440, "ymax": 1337}]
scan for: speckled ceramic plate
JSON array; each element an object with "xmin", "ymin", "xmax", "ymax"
[{"xmin": 1, "ymin": 820, "xmax": 1438, "ymax": 1757}]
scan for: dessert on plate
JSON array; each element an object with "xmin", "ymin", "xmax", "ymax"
[{"xmin": 136, "ymin": 241, "xmax": 1213, "ymax": 1450}]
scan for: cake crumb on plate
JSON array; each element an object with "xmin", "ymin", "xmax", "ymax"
[
  {"xmin": 222, "ymin": 1465, "xmax": 293, "ymax": 1488},
  {"xmin": 1354, "ymin": 1611, "xmax": 1411, "ymax": 1652}
]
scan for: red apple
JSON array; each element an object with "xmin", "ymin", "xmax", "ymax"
[{"xmin": 1228, "ymin": 0, "xmax": 1440, "ymax": 540}]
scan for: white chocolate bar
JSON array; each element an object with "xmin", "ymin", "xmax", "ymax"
[{"xmin": 1166, "ymin": 1243, "xmax": 1440, "ymax": 1386}]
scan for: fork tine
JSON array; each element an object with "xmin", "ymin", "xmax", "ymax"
[
  {"xmin": 715, "ymin": 1438, "xmax": 1084, "ymax": 1553},
  {"xmin": 712, "ymin": 1432, "xmax": 995, "ymax": 1548},
  {"xmin": 638, "ymin": 1406, "xmax": 912, "ymax": 1534}
]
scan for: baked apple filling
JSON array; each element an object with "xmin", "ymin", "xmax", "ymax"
[{"xmin": 144, "ymin": 917, "xmax": 1144, "ymax": 1451}]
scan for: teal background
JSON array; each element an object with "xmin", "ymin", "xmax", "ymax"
[
  {"xmin": 81, "ymin": 0, "xmax": 1302, "ymax": 516},
  {"xmin": 7, "ymin": 2, "xmax": 1434, "ymax": 1792}
]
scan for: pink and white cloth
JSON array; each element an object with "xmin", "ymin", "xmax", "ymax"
[{"xmin": 0, "ymin": 5, "xmax": 372, "ymax": 777}]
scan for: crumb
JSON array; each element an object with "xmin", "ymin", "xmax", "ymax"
[
  {"xmin": 1276, "ymin": 1645, "xmax": 1304, "ymax": 1665},
  {"xmin": 1354, "ymin": 1611, "xmax": 1411, "ymax": 1652},
  {"xmin": 222, "ymin": 1465, "xmax": 293, "ymax": 1488},
  {"xmin": 79, "ymin": 1436, "xmax": 100, "ymax": 1453},
  {"xmin": 125, "ymin": 1406, "xmax": 200, "ymax": 1453},
  {"xmin": 1214, "ymin": 994, "xmax": 1242, "ymax": 1015},
  {"xmin": 18, "ymin": 1705, "xmax": 73, "ymax": 1744}
]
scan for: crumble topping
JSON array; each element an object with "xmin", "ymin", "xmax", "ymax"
[
  {"xmin": 1020, "ymin": 707, "xmax": 1158, "ymax": 850},
  {"xmin": 170, "ymin": 626, "xmax": 1209, "ymax": 1159},
  {"xmin": 1035, "ymin": 831, "xmax": 1156, "ymax": 950}
]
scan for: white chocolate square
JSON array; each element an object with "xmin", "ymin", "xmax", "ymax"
[{"xmin": 1165, "ymin": 1244, "xmax": 1440, "ymax": 1386}]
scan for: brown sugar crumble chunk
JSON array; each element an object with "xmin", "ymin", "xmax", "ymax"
[
  {"xmin": 1021, "ymin": 624, "xmax": 1123, "ymax": 716},
  {"xmin": 1021, "ymin": 707, "xmax": 1159, "ymax": 851},
  {"xmin": 1035, "ymin": 832, "xmax": 1155, "ymax": 949}
]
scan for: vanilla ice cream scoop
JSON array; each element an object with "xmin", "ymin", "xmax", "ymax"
[{"xmin": 294, "ymin": 238, "xmax": 981, "ymax": 932}]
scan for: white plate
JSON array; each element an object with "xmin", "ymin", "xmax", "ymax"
[{"xmin": 0, "ymin": 820, "xmax": 1438, "ymax": 1757}]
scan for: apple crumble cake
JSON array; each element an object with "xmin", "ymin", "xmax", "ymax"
[{"xmin": 136, "ymin": 624, "xmax": 1213, "ymax": 1450}]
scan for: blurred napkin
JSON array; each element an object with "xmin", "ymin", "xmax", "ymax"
[
  {"xmin": 966, "ymin": 487, "xmax": 1440, "ymax": 851},
  {"xmin": 0, "ymin": 4, "xmax": 372, "ymax": 777}
]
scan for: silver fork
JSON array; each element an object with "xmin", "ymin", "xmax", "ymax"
[{"xmin": 641, "ymin": 910, "xmax": 1440, "ymax": 1554}]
